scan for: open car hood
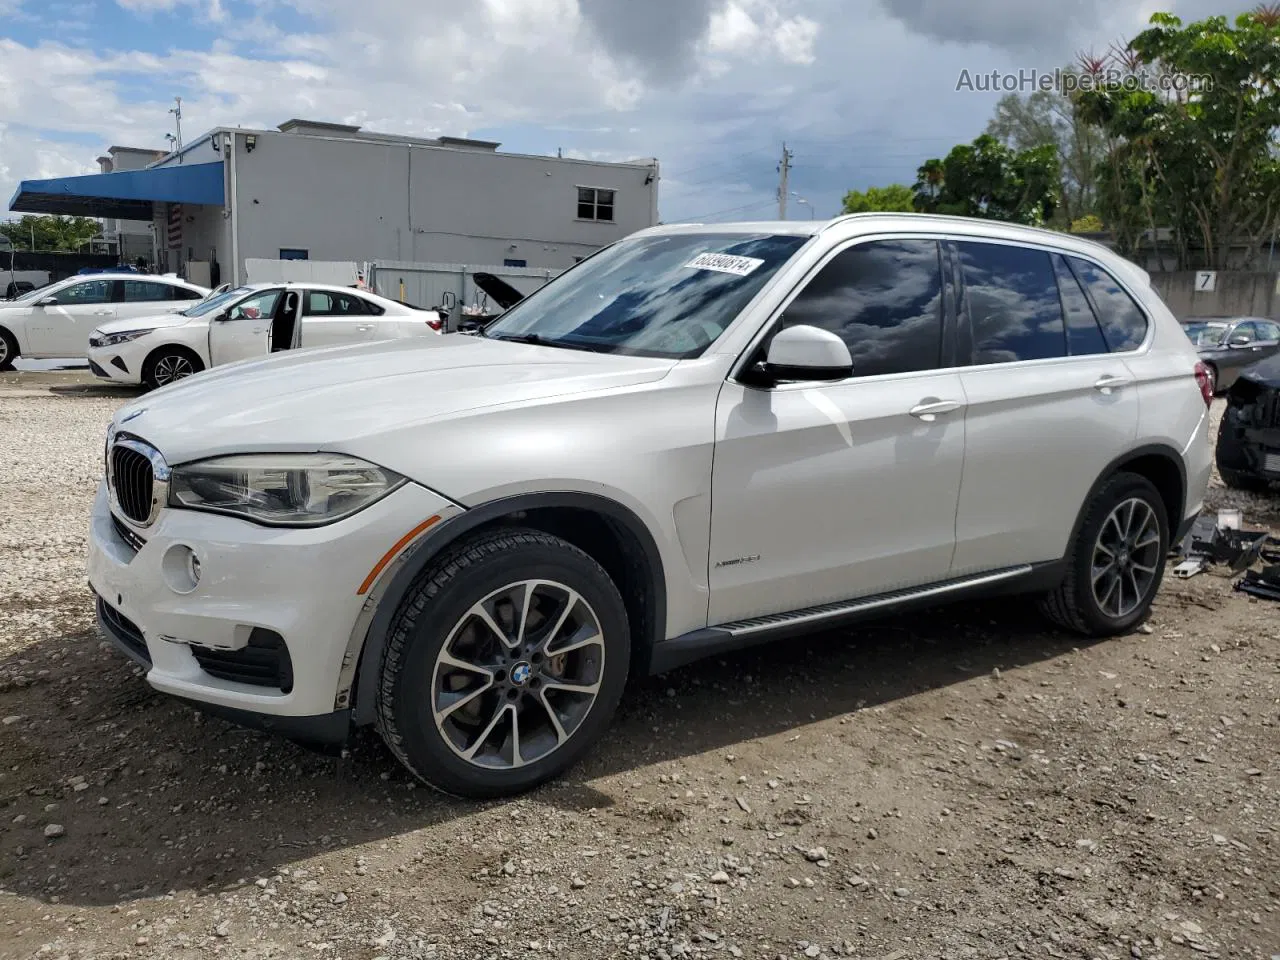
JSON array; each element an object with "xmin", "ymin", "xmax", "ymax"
[{"xmin": 472, "ymin": 273, "xmax": 526, "ymax": 311}]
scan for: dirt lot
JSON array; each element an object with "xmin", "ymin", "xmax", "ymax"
[{"xmin": 1, "ymin": 370, "xmax": 1277, "ymax": 960}]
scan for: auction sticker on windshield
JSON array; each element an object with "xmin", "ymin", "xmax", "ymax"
[{"xmin": 683, "ymin": 252, "xmax": 765, "ymax": 277}]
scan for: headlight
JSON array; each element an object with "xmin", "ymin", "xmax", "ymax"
[
  {"xmin": 168, "ymin": 454, "xmax": 406, "ymax": 527},
  {"xmin": 92, "ymin": 329, "xmax": 155, "ymax": 347}
]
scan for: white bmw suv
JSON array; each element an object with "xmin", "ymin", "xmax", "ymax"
[{"xmin": 89, "ymin": 214, "xmax": 1213, "ymax": 798}]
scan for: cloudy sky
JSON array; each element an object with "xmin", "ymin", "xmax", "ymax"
[{"xmin": 0, "ymin": 0, "xmax": 1236, "ymax": 224}]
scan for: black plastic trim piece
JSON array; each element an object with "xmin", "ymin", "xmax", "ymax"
[
  {"xmin": 649, "ymin": 561, "xmax": 1065, "ymax": 675},
  {"xmin": 96, "ymin": 594, "xmax": 152, "ymax": 668},
  {"xmin": 184, "ymin": 701, "xmax": 352, "ymax": 751},
  {"xmin": 350, "ymin": 491, "xmax": 668, "ymax": 726}
]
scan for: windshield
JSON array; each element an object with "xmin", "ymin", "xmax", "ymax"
[
  {"xmin": 482, "ymin": 232, "xmax": 811, "ymax": 358},
  {"xmin": 183, "ymin": 286, "xmax": 253, "ymax": 318},
  {"xmin": 7, "ymin": 279, "xmax": 65, "ymax": 304},
  {"xmin": 1182, "ymin": 320, "xmax": 1230, "ymax": 346}
]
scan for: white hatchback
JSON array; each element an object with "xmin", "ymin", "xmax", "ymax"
[
  {"xmin": 0, "ymin": 273, "xmax": 208, "ymax": 368},
  {"xmin": 86, "ymin": 282, "xmax": 443, "ymax": 388}
]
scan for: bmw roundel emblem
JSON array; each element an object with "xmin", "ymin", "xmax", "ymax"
[{"xmin": 511, "ymin": 661, "xmax": 532, "ymax": 686}]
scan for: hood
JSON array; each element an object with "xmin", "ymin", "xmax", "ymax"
[
  {"xmin": 96, "ymin": 310, "xmax": 196, "ymax": 335},
  {"xmin": 111, "ymin": 334, "xmax": 677, "ymax": 465},
  {"xmin": 1239, "ymin": 353, "xmax": 1280, "ymax": 389},
  {"xmin": 472, "ymin": 273, "xmax": 526, "ymax": 310}
]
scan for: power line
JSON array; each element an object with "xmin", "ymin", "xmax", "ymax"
[{"xmin": 679, "ymin": 197, "xmax": 777, "ymax": 222}]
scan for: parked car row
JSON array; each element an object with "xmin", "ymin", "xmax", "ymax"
[
  {"xmin": 0, "ymin": 274, "xmax": 443, "ymax": 384},
  {"xmin": 89, "ymin": 213, "xmax": 1214, "ymax": 797}
]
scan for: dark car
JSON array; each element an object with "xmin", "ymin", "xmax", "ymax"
[
  {"xmin": 1215, "ymin": 353, "xmax": 1280, "ymax": 491},
  {"xmin": 1181, "ymin": 316, "xmax": 1280, "ymax": 395}
]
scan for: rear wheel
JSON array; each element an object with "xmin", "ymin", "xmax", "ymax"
[
  {"xmin": 1042, "ymin": 472, "xmax": 1169, "ymax": 636},
  {"xmin": 142, "ymin": 347, "xmax": 203, "ymax": 389},
  {"xmin": 376, "ymin": 529, "xmax": 631, "ymax": 798},
  {"xmin": 0, "ymin": 327, "xmax": 17, "ymax": 371}
]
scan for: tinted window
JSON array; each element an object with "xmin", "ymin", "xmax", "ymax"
[
  {"xmin": 1066, "ymin": 256, "xmax": 1149, "ymax": 351},
  {"xmin": 957, "ymin": 241, "xmax": 1065, "ymax": 364},
  {"xmin": 777, "ymin": 239, "xmax": 943, "ymax": 378},
  {"xmin": 173, "ymin": 286, "xmax": 204, "ymax": 300},
  {"xmin": 306, "ymin": 291, "xmax": 370, "ymax": 316},
  {"xmin": 123, "ymin": 280, "xmax": 182, "ymax": 302},
  {"xmin": 1257, "ymin": 321, "xmax": 1280, "ymax": 341},
  {"xmin": 51, "ymin": 279, "xmax": 112, "ymax": 305},
  {"xmin": 1052, "ymin": 254, "xmax": 1108, "ymax": 356}
]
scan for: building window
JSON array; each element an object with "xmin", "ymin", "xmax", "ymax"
[
  {"xmin": 577, "ymin": 187, "xmax": 615, "ymax": 222},
  {"xmin": 503, "ymin": 258, "xmax": 527, "ymax": 268},
  {"xmin": 279, "ymin": 248, "xmax": 309, "ymax": 260}
]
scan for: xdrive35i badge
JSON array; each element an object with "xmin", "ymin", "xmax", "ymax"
[{"xmin": 715, "ymin": 555, "xmax": 761, "ymax": 568}]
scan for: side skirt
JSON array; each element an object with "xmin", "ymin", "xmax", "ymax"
[{"xmin": 648, "ymin": 561, "xmax": 1066, "ymax": 675}]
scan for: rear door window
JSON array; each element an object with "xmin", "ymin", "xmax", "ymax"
[
  {"xmin": 777, "ymin": 238, "xmax": 944, "ymax": 378},
  {"xmin": 1065, "ymin": 256, "xmax": 1149, "ymax": 351},
  {"xmin": 955, "ymin": 241, "xmax": 1066, "ymax": 364},
  {"xmin": 305, "ymin": 291, "xmax": 370, "ymax": 316},
  {"xmin": 123, "ymin": 280, "xmax": 182, "ymax": 302}
]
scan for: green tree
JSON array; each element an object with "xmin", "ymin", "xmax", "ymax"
[
  {"xmin": 840, "ymin": 183, "xmax": 916, "ymax": 214},
  {"xmin": 985, "ymin": 76, "xmax": 1105, "ymax": 226},
  {"xmin": 0, "ymin": 214, "xmax": 101, "ymax": 252},
  {"xmin": 912, "ymin": 134, "xmax": 1061, "ymax": 226},
  {"xmin": 1077, "ymin": 8, "xmax": 1280, "ymax": 269}
]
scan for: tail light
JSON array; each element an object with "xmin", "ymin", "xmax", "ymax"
[
  {"xmin": 426, "ymin": 315, "xmax": 443, "ymax": 333},
  {"xmin": 1194, "ymin": 361, "xmax": 1214, "ymax": 406}
]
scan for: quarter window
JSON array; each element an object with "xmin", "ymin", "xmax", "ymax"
[
  {"xmin": 1052, "ymin": 254, "xmax": 1109, "ymax": 356},
  {"xmin": 956, "ymin": 241, "xmax": 1065, "ymax": 364},
  {"xmin": 577, "ymin": 187, "xmax": 615, "ymax": 222},
  {"xmin": 778, "ymin": 239, "xmax": 944, "ymax": 378},
  {"xmin": 50, "ymin": 279, "xmax": 112, "ymax": 305},
  {"xmin": 1066, "ymin": 256, "xmax": 1149, "ymax": 351}
]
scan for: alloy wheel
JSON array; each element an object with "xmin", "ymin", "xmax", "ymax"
[
  {"xmin": 1091, "ymin": 497, "xmax": 1161, "ymax": 619},
  {"xmin": 431, "ymin": 579, "xmax": 606, "ymax": 770},
  {"xmin": 0, "ymin": 337, "xmax": 9, "ymax": 365},
  {"xmin": 153, "ymin": 354, "xmax": 195, "ymax": 385}
]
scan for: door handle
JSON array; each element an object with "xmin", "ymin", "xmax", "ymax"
[
  {"xmin": 1094, "ymin": 374, "xmax": 1131, "ymax": 394},
  {"xmin": 356, "ymin": 324, "xmax": 374, "ymax": 332},
  {"xmin": 93, "ymin": 310, "xmax": 113, "ymax": 316},
  {"xmin": 252, "ymin": 327, "xmax": 264, "ymax": 334},
  {"xmin": 909, "ymin": 398, "xmax": 964, "ymax": 421}
]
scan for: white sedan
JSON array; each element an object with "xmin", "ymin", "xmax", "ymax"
[
  {"xmin": 86, "ymin": 282, "xmax": 445, "ymax": 389},
  {"xmin": 0, "ymin": 273, "xmax": 209, "ymax": 369}
]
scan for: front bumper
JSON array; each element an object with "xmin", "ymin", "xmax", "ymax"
[
  {"xmin": 87, "ymin": 479, "xmax": 457, "ymax": 721},
  {"xmin": 86, "ymin": 345, "xmax": 141, "ymax": 384}
]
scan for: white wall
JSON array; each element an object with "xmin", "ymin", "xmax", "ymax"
[{"xmin": 224, "ymin": 130, "xmax": 657, "ymax": 281}]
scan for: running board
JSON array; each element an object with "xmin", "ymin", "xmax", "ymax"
[{"xmin": 648, "ymin": 564, "xmax": 1035, "ymax": 675}]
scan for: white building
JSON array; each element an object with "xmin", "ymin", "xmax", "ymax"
[
  {"xmin": 95, "ymin": 145, "xmax": 167, "ymax": 264},
  {"xmin": 10, "ymin": 118, "xmax": 661, "ymax": 287}
]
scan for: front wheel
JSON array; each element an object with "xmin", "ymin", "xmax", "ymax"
[
  {"xmin": 143, "ymin": 348, "xmax": 203, "ymax": 389},
  {"xmin": 376, "ymin": 529, "xmax": 631, "ymax": 798},
  {"xmin": 0, "ymin": 327, "xmax": 18, "ymax": 371},
  {"xmin": 1041, "ymin": 472, "xmax": 1169, "ymax": 637}
]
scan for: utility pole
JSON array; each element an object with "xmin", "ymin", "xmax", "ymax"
[
  {"xmin": 777, "ymin": 142, "xmax": 793, "ymax": 219},
  {"xmin": 169, "ymin": 96, "xmax": 183, "ymax": 152}
]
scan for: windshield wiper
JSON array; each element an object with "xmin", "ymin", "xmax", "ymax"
[{"xmin": 488, "ymin": 332, "xmax": 551, "ymax": 346}]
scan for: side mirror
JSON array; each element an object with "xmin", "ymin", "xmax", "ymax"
[
  {"xmin": 35, "ymin": 296, "xmax": 57, "ymax": 307},
  {"xmin": 762, "ymin": 325, "xmax": 853, "ymax": 382},
  {"xmin": 1229, "ymin": 335, "xmax": 1252, "ymax": 347}
]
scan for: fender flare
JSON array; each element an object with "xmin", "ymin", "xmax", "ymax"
[
  {"xmin": 1064, "ymin": 442, "xmax": 1188, "ymax": 550},
  {"xmin": 349, "ymin": 491, "xmax": 667, "ymax": 726}
]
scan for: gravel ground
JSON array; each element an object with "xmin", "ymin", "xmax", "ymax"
[{"xmin": 1, "ymin": 371, "xmax": 1277, "ymax": 960}]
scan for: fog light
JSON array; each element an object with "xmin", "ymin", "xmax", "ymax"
[{"xmin": 161, "ymin": 544, "xmax": 202, "ymax": 594}]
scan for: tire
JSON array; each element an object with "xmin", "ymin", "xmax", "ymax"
[
  {"xmin": 142, "ymin": 347, "xmax": 203, "ymax": 389},
  {"xmin": 1215, "ymin": 415, "xmax": 1270, "ymax": 492},
  {"xmin": 0, "ymin": 327, "xmax": 17, "ymax": 371},
  {"xmin": 376, "ymin": 528, "xmax": 631, "ymax": 798},
  {"xmin": 1041, "ymin": 472, "xmax": 1169, "ymax": 637}
]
